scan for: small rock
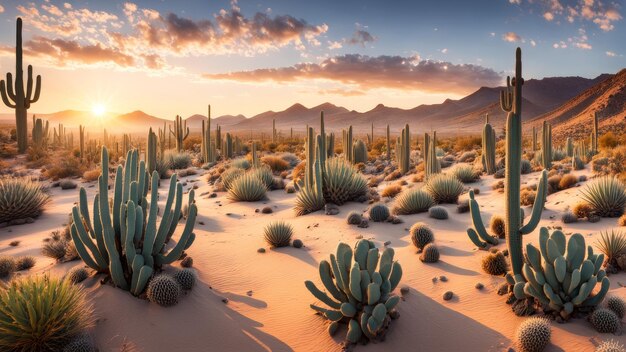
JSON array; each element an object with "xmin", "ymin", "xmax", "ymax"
[
  {"xmin": 475, "ymin": 283, "xmax": 484, "ymax": 290},
  {"xmin": 383, "ymin": 241, "xmax": 391, "ymax": 246},
  {"xmin": 257, "ymin": 248, "xmax": 266, "ymax": 253},
  {"xmin": 400, "ymin": 286, "xmax": 410, "ymax": 295},
  {"xmin": 324, "ymin": 203, "xmax": 340, "ymax": 216},
  {"xmin": 209, "ymin": 193, "xmax": 217, "ymax": 198},
  {"xmin": 255, "ymin": 209, "xmax": 260, "ymax": 213},
  {"xmin": 261, "ymin": 207, "xmax": 273, "ymax": 214},
  {"xmin": 389, "ymin": 216, "xmax": 403, "ymax": 224},
  {"xmin": 502, "ymin": 249, "xmax": 509, "ymax": 256},
  {"xmin": 443, "ymin": 291, "xmax": 454, "ymax": 301},
  {"xmin": 198, "ymin": 221, "xmax": 205, "ymax": 225},
  {"xmin": 432, "ymin": 277, "xmax": 438, "ymax": 283},
  {"xmin": 221, "ymin": 297, "xmax": 229, "ymax": 304},
  {"xmin": 246, "ymin": 291, "xmax": 253, "ymax": 297},
  {"xmin": 293, "ymin": 239, "xmax": 303, "ymax": 248},
  {"xmin": 439, "ymin": 276, "xmax": 448, "ymax": 282},
  {"xmin": 357, "ymin": 219, "xmax": 369, "ymax": 228}
]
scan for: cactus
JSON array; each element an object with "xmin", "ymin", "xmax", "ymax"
[
  {"xmin": 392, "ymin": 188, "xmax": 435, "ymax": 215},
  {"xmin": 509, "ymin": 228, "xmax": 609, "ymax": 319},
  {"xmin": 369, "ymin": 203, "xmax": 390, "ymax": 222},
  {"xmin": 146, "ymin": 275, "xmax": 182, "ymax": 307},
  {"xmin": 323, "ymin": 157, "xmax": 367, "ymax": 205},
  {"xmin": 70, "ymin": 147, "xmax": 197, "ymax": 295},
  {"xmin": 419, "ymin": 243, "xmax": 440, "ymax": 263},
  {"xmin": 202, "ymin": 105, "xmax": 215, "ymax": 164},
  {"xmin": 342, "ymin": 125, "xmax": 354, "ymax": 163},
  {"xmin": 304, "ymin": 240, "xmax": 402, "ymax": 344},
  {"xmin": 428, "ymin": 206, "xmax": 449, "ymax": 220},
  {"xmin": 173, "ymin": 268, "xmax": 196, "ymax": 290},
  {"xmin": 31, "ymin": 115, "xmax": 49, "ymax": 150},
  {"xmin": 79, "ymin": 125, "xmax": 85, "ymax": 161},
  {"xmin": 0, "ymin": 18, "xmax": 42, "ymax": 153},
  {"xmin": 169, "ymin": 115, "xmax": 189, "ymax": 152},
  {"xmin": 541, "ymin": 121, "xmax": 552, "ymax": 169},
  {"xmin": 147, "ymin": 128, "xmax": 157, "ymax": 175},
  {"xmin": 223, "ymin": 132, "xmax": 233, "ymax": 159},
  {"xmin": 482, "ymin": 114, "xmax": 497, "ymax": 174},
  {"xmin": 63, "ymin": 334, "xmax": 95, "ymax": 352},
  {"xmin": 326, "ymin": 132, "xmax": 335, "ymax": 158},
  {"xmin": 397, "ymin": 124, "xmax": 410, "ymax": 174},
  {"xmin": 353, "ymin": 139, "xmax": 368, "ymax": 163},
  {"xmin": 606, "ymin": 296, "xmax": 626, "ymax": 319},
  {"xmin": 590, "ymin": 308, "xmax": 621, "ymax": 333},
  {"xmin": 386, "ymin": 124, "xmax": 391, "ymax": 159},
  {"xmin": 566, "ymin": 137, "xmax": 573, "ymax": 157},
  {"xmin": 295, "ymin": 131, "xmax": 325, "ymax": 216},
  {"xmin": 424, "ymin": 173, "xmax": 463, "ymax": 204},
  {"xmin": 596, "ymin": 340, "xmax": 626, "ymax": 352},
  {"xmin": 409, "ymin": 223, "xmax": 434, "ymax": 250},
  {"xmin": 0, "ymin": 177, "xmax": 50, "ymax": 224},
  {"xmin": 466, "ymin": 49, "xmax": 548, "ymax": 281},
  {"xmin": 532, "ymin": 126, "xmax": 538, "ymax": 151},
  {"xmin": 592, "ymin": 112, "xmax": 599, "ymax": 155},
  {"xmin": 424, "ymin": 132, "xmax": 440, "ymax": 177},
  {"xmin": 66, "ymin": 267, "xmax": 89, "ymax": 284},
  {"xmin": 228, "ymin": 172, "xmax": 267, "ymax": 201},
  {"xmin": 346, "ymin": 211, "xmax": 363, "ymax": 225},
  {"xmin": 481, "ymin": 252, "xmax": 508, "ymax": 275},
  {"xmin": 515, "ymin": 317, "xmax": 551, "ymax": 352},
  {"xmin": 264, "ymin": 220, "xmax": 293, "ymax": 247}
]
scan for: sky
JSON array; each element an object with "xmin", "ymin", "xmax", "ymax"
[{"xmin": 0, "ymin": 0, "xmax": 623, "ymax": 119}]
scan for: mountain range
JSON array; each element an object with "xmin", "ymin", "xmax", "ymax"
[{"xmin": 0, "ymin": 69, "xmax": 623, "ymax": 137}]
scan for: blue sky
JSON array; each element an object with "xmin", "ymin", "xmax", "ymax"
[{"xmin": 0, "ymin": 0, "xmax": 622, "ymax": 117}]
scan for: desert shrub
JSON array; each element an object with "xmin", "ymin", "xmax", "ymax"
[
  {"xmin": 0, "ymin": 177, "xmax": 50, "ymax": 224},
  {"xmin": 547, "ymin": 175, "xmax": 562, "ymax": 192},
  {"xmin": 392, "ymin": 188, "xmax": 436, "ymax": 215},
  {"xmin": 458, "ymin": 150, "xmax": 476, "ymax": 162},
  {"xmin": 292, "ymin": 161, "xmax": 306, "ymax": 185},
  {"xmin": 580, "ymin": 176, "xmax": 626, "ymax": 217},
  {"xmin": 481, "ymin": 252, "xmax": 508, "ymax": 276},
  {"xmin": 15, "ymin": 256, "xmax": 35, "ymax": 271},
  {"xmin": 595, "ymin": 230, "xmax": 626, "ymax": 267},
  {"xmin": 381, "ymin": 184, "xmax": 402, "ymax": 198},
  {"xmin": 590, "ymin": 308, "xmax": 621, "ymax": 333},
  {"xmin": 164, "ymin": 150, "xmax": 192, "ymax": 170},
  {"xmin": 620, "ymin": 214, "xmax": 626, "ymax": 226},
  {"xmin": 410, "ymin": 222, "xmax": 434, "ymax": 250},
  {"xmin": 520, "ymin": 159, "xmax": 532, "ymax": 174},
  {"xmin": 424, "ymin": 173, "xmax": 464, "ymax": 204},
  {"xmin": 0, "ymin": 256, "xmax": 16, "ymax": 277},
  {"xmin": 573, "ymin": 202, "xmax": 593, "ymax": 218},
  {"xmin": 515, "ymin": 317, "xmax": 551, "ymax": 352},
  {"xmin": 230, "ymin": 158, "xmax": 251, "ymax": 170},
  {"xmin": 520, "ymin": 189, "xmax": 536, "ymax": 206},
  {"xmin": 599, "ymin": 132, "xmax": 619, "ymax": 149},
  {"xmin": 60, "ymin": 180, "xmax": 77, "ymax": 190},
  {"xmin": 262, "ymin": 155, "xmax": 290, "ymax": 172},
  {"xmin": 264, "ymin": 221, "xmax": 293, "ymax": 247},
  {"xmin": 561, "ymin": 211, "xmax": 578, "ymax": 224},
  {"xmin": 559, "ymin": 174, "xmax": 578, "ymax": 190},
  {"xmin": 572, "ymin": 157, "xmax": 585, "ymax": 170},
  {"xmin": 280, "ymin": 153, "xmax": 300, "ymax": 168},
  {"xmin": 369, "ymin": 203, "xmax": 390, "ymax": 222},
  {"xmin": 154, "ymin": 158, "xmax": 171, "ymax": 179},
  {"xmin": 227, "ymin": 173, "xmax": 267, "ymax": 202},
  {"xmin": 428, "ymin": 206, "xmax": 449, "ymax": 220},
  {"xmin": 44, "ymin": 154, "xmax": 84, "ymax": 180},
  {"xmin": 220, "ymin": 167, "xmax": 245, "ymax": 191},
  {"xmin": 452, "ymin": 164, "xmax": 479, "ymax": 183},
  {"xmin": 250, "ymin": 166, "xmax": 276, "ymax": 190},
  {"xmin": 82, "ymin": 169, "xmax": 101, "ymax": 182},
  {"xmin": 490, "ymin": 215, "xmax": 506, "ymax": 238},
  {"xmin": 0, "ymin": 275, "xmax": 93, "ymax": 351}
]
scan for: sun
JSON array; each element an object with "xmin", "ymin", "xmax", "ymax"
[{"xmin": 92, "ymin": 104, "xmax": 106, "ymax": 117}]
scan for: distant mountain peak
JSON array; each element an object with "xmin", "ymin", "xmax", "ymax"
[{"xmin": 285, "ymin": 103, "xmax": 307, "ymax": 112}]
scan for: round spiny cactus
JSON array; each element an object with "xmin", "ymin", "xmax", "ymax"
[
  {"xmin": 515, "ymin": 317, "xmax": 551, "ymax": 352},
  {"xmin": 346, "ymin": 211, "xmax": 362, "ymax": 225},
  {"xmin": 409, "ymin": 222, "xmax": 434, "ymax": 250},
  {"xmin": 0, "ymin": 256, "xmax": 16, "ymax": 277},
  {"xmin": 481, "ymin": 252, "xmax": 508, "ymax": 276},
  {"xmin": 264, "ymin": 221, "xmax": 293, "ymax": 248},
  {"xmin": 66, "ymin": 267, "xmax": 89, "ymax": 284},
  {"xmin": 490, "ymin": 215, "xmax": 506, "ymax": 239},
  {"xmin": 420, "ymin": 243, "xmax": 440, "ymax": 263},
  {"xmin": 392, "ymin": 188, "xmax": 436, "ymax": 215},
  {"xmin": 561, "ymin": 211, "xmax": 578, "ymax": 224},
  {"xmin": 227, "ymin": 172, "xmax": 267, "ymax": 202},
  {"xmin": 63, "ymin": 334, "xmax": 95, "ymax": 352},
  {"xmin": 424, "ymin": 173, "xmax": 464, "ymax": 204},
  {"xmin": 146, "ymin": 275, "xmax": 182, "ymax": 307},
  {"xmin": 606, "ymin": 296, "xmax": 626, "ymax": 319},
  {"xmin": 173, "ymin": 268, "xmax": 196, "ymax": 291},
  {"xmin": 596, "ymin": 339, "xmax": 626, "ymax": 352},
  {"xmin": 428, "ymin": 206, "xmax": 448, "ymax": 220},
  {"xmin": 590, "ymin": 308, "xmax": 621, "ymax": 333},
  {"xmin": 521, "ymin": 159, "xmax": 533, "ymax": 174},
  {"xmin": 0, "ymin": 177, "xmax": 50, "ymax": 224},
  {"xmin": 369, "ymin": 203, "xmax": 390, "ymax": 222}
]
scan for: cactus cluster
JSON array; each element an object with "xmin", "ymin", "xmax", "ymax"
[
  {"xmin": 304, "ymin": 240, "xmax": 402, "ymax": 344},
  {"xmin": 169, "ymin": 115, "xmax": 189, "ymax": 152},
  {"xmin": 31, "ymin": 115, "xmax": 49, "ymax": 150},
  {"xmin": 419, "ymin": 243, "xmax": 440, "ymax": 263},
  {"xmin": 173, "ymin": 268, "xmax": 196, "ymax": 290},
  {"xmin": 70, "ymin": 147, "xmax": 197, "ymax": 296},
  {"xmin": 508, "ymin": 228, "xmax": 609, "ymax": 319}
]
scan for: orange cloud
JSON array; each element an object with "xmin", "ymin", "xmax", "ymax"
[
  {"xmin": 202, "ymin": 54, "xmax": 502, "ymax": 94},
  {"xmin": 22, "ymin": 36, "xmax": 135, "ymax": 67}
]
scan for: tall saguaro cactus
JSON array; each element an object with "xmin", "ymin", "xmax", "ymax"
[
  {"xmin": 482, "ymin": 115, "xmax": 496, "ymax": 175},
  {"xmin": 169, "ymin": 115, "xmax": 189, "ymax": 152},
  {"xmin": 591, "ymin": 112, "xmax": 598, "ymax": 154},
  {"xmin": 466, "ymin": 48, "xmax": 548, "ymax": 277},
  {"xmin": 386, "ymin": 124, "xmax": 391, "ymax": 159},
  {"xmin": 541, "ymin": 121, "xmax": 552, "ymax": 169},
  {"xmin": 397, "ymin": 124, "xmax": 410, "ymax": 174},
  {"xmin": 202, "ymin": 104, "xmax": 215, "ymax": 163},
  {"xmin": 0, "ymin": 18, "xmax": 42, "ymax": 153}
]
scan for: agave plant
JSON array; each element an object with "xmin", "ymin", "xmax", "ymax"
[
  {"xmin": 452, "ymin": 164, "xmax": 480, "ymax": 183},
  {"xmin": 392, "ymin": 188, "xmax": 436, "ymax": 215},
  {"xmin": 228, "ymin": 172, "xmax": 267, "ymax": 202},
  {"xmin": 250, "ymin": 165, "xmax": 275, "ymax": 190},
  {"xmin": 323, "ymin": 157, "xmax": 367, "ymax": 205},
  {"xmin": 579, "ymin": 176, "xmax": 626, "ymax": 217},
  {"xmin": 595, "ymin": 229, "xmax": 626, "ymax": 268},
  {"xmin": 424, "ymin": 173, "xmax": 464, "ymax": 204},
  {"xmin": 0, "ymin": 177, "xmax": 50, "ymax": 224},
  {"xmin": 0, "ymin": 275, "xmax": 94, "ymax": 351},
  {"xmin": 230, "ymin": 157, "xmax": 251, "ymax": 170},
  {"xmin": 220, "ymin": 167, "xmax": 245, "ymax": 191},
  {"xmin": 164, "ymin": 149, "xmax": 192, "ymax": 170},
  {"xmin": 264, "ymin": 221, "xmax": 293, "ymax": 247}
]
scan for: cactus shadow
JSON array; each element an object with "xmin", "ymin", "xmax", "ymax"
[
  {"xmin": 270, "ymin": 246, "xmax": 318, "ymax": 268},
  {"xmin": 223, "ymin": 291, "xmax": 268, "ymax": 309},
  {"xmin": 438, "ymin": 245, "xmax": 474, "ymax": 257},
  {"xmin": 435, "ymin": 260, "xmax": 479, "ymax": 276}
]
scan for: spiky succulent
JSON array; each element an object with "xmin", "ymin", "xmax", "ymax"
[
  {"xmin": 263, "ymin": 221, "xmax": 293, "ymax": 248},
  {"xmin": 453, "ymin": 164, "xmax": 479, "ymax": 183},
  {"xmin": 230, "ymin": 158, "xmax": 251, "ymax": 170},
  {"xmin": 250, "ymin": 166, "xmax": 275, "ymax": 190},
  {"xmin": 304, "ymin": 239, "xmax": 402, "ymax": 344},
  {"xmin": 409, "ymin": 222, "xmax": 434, "ymax": 250},
  {"xmin": 419, "ymin": 243, "xmax": 440, "ymax": 263},
  {"xmin": 323, "ymin": 158, "xmax": 367, "ymax": 205},
  {"xmin": 424, "ymin": 173, "xmax": 464, "ymax": 204},
  {"xmin": 428, "ymin": 206, "xmax": 448, "ymax": 220},
  {"xmin": 0, "ymin": 275, "xmax": 94, "ymax": 351},
  {"xmin": 146, "ymin": 275, "xmax": 182, "ymax": 307},
  {"xmin": 481, "ymin": 252, "xmax": 508, "ymax": 276},
  {"xmin": 561, "ymin": 211, "xmax": 578, "ymax": 224},
  {"xmin": 228, "ymin": 172, "xmax": 267, "ymax": 202},
  {"xmin": 606, "ymin": 296, "xmax": 626, "ymax": 319},
  {"xmin": 66, "ymin": 267, "xmax": 89, "ymax": 284},
  {"xmin": 346, "ymin": 211, "xmax": 363, "ymax": 225},
  {"xmin": 515, "ymin": 317, "xmax": 551, "ymax": 352},
  {"xmin": 521, "ymin": 159, "xmax": 533, "ymax": 174},
  {"xmin": 392, "ymin": 188, "xmax": 436, "ymax": 215},
  {"xmin": 596, "ymin": 339, "xmax": 626, "ymax": 352},
  {"xmin": 369, "ymin": 203, "xmax": 390, "ymax": 222},
  {"xmin": 0, "ymin": 177, "xmax": 50, "ymax": 224},
  {"xmin": 294, "ymin": 181, "xmax": 325, "ymax": 216},
  {"xmin": 63, "ymin": 334, "xmax": 95, "ymax": 352},
  {"xmin": 173, "ymin": 268, "xmax": 196, "ymax": 290},
  {"xmin": 590, "ymin": 308, "xmax": 621, "ymax": 333},
  {"xmin": 164, "ymin": 150, "xmax": 192, "ymax": 170},
  {"xmin": 595, "ymin": 230, "xmax": 626, "ymax": 265},
  {"xmin": 580, "ymin": 176, "xmax": 626, "ymax": 217},
  {"xmin": 220, "ymin": 167, "xmax": 245, "ymax": 190}
]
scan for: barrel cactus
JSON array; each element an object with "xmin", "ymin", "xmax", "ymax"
[
  {"xmin": 146, "ymin": 275, "xmax": 182, "ymax": 307},
  {"xmin": 515, "ymin": 316, "xmax": 551, "ymax": 352},
  {"xmin": 70, "ymin": 147, "xmax": 197, "ymax": 296},
  {"xmin": 424, "ymin": 173, "xmax": 464, "ymax": 204},
  {"xmin": 392, "ymin": 188, "xmax": 436, "ymax": 215},
  {"xmin": 606, "ymin": 296, "xmax": 626, "ymax": 319},
  {"xmin": 173, "ymin": 268, "xmax": 196, "ymax": 290},
  {"xmin": 409, "ymin": 223, "xmax": 434, "ymax": 250},
  {"xmin": 419, "ymin": 243, "xmax": 440, "ymax": 263},
  {"xmin": 369, "ymin": 203, "xmax": 390, "ymax": 222},
  {"xmin": 481, "ymin": 252, "xmax": 508, "ymax": 276},
  {"xmin": 0, "ymin": 176, "xmax": 50, "ymax": 224},
  {"xmin": 264, "ymin": 221, "xmax": 293, "ymax": 248},
  {"xmin": 428, "ymin": 206, "xmax": 449, "ymax": 220},
  {"xmin": 590, "ymin": 308, "xmax": 621, "ymax": 333},
  {"xmin": 346, "ymin": 211, "xmax": 363, "ymax": 225},
  {"xmin": 228, "ymin": 172, "xmax": 267, "ymax": 202},
  {"xmin": 508, "ymin": 228, "xmax": 610, "ymax": 320},
  {"xmin": 304, "ymin": 239, "xmax": 402, "ymax": 344}
]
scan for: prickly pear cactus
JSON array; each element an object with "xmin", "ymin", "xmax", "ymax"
[
  {"xmin": 305, "ymin": 239, "xmax": 402, "ymax": 344},
  {"xmin": 509, "ymin": 227, "xmax": 610, "ymax": 320}
]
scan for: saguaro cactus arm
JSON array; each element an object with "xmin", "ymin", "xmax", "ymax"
[{"xmin": 520, "ymin": 170, "xmax": 548, "ymax": 234}]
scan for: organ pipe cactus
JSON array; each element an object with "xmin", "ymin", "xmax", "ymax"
[
  {"xmin": 0, "ymin": 18, "xmax": 42, "ymax": 153},
  {"xmin": 541, "ymin": 121, "xmax": 552, "ymax": 169},
  {"xmin": 397, "ymin": 124, "xmax": 410, "ymax": 174},
  {"xmin": 70, "ymin": 147, "xmax": 197, "ymax": 295},
  {"xmin": 466, "ymin": 48, "xmax": 548, "ymax": 278},
  {"xmin": 532, "ymin": 126, "xmax": 538, "ymax": 151},
  {"xmin": 509, "ymin": 228, "xmax": 609, "ymax": 319},
  {"xmin": 425, "ymin": 132, "xmax": 440, "ymax": 177},
  {"xmin": 79, "ymin": 125, "xmax": 85, "ymax": 161},
  {"xmin": 169, "ymin": 115, "xmax": 189, "ymax": 152},
  {"xmin": 353, "ymin": 139, "xmax": 368, "ymax": 163},
  {"xmin": 31, "ymin": 115, "xmax": 49, "ymax": 149},
  {"xmin": 223, "ymin": 133, "xmax": 233, "ymax": 159},
  {"xmin": 482, "ymin": 115, "xmax": 496, "ymax": 175},
  {"xmin": 146, "ymin": 128, "xmax": 157, "ymax": 175},
  {"xmin": 201, "ymin": 105, "xmax": 215, "ymax": 164},
  {"xmin": 305, "ymin": 239, "xmax": 402, "ymax": 344},
  {"xmin": 272, "ymin": 119, "xmax": 277, "ymax": 143},
  {"xmin": 342, "ymin": 125, "xmax": 354, "ymax": 163}
]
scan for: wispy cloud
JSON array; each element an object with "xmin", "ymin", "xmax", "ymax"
[
  {"xmin": 202, "ymin": 54, "xmax": 502, "ymax": 94},
  {"xmin": 502, "ymin": 32, "xmax": 522, "ymax": 42}
]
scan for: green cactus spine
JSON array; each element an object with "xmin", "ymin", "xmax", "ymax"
[
  {"xmin": 169, "ymin": 115, "xmax": 189, "ymax": 152},
  {"xmin": 70, "ymin": 147, "xmax": 197, "ymax": 295},
  {"xmin": 0, "ymin": 18, "xmax": 42, "ymax": 153},
  {"xmin": 466, "ymin": 48, "xmax": 548, "ymax": 278},
  {"xmin": 482, "ymin": 115, "xmax": 496, "ymax": 175}
]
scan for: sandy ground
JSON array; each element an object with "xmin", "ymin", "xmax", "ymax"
[{"xmin": 1, "ymin": 162, "xmax": 626, "ymax": 352}]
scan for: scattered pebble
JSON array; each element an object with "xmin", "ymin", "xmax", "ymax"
[
  {"xmin": 475, "ymin": 283, "xmax": 484, "ymax": 290},
  {"xmin": 261, "ymin": 207, "xmax": 273, "ymax": 214},
  {"xmin": 221, "ymin": 297, "xmax": 229, "ymax": 304},
  {"xmin": 400, "ymin": 286, "xmax": 410, "ymax": 295},
  {"xmin": 432, "ymin": 277, "xmax": 438, "ymax": 283},
  {"xmin": 246, "ymin": 291, "xmax": 253, "ymax": 297},
  {"xmin": 439, "ymin": 276, "xmax": 448, "ymax": 282},
  {"xmin": 383, "ymin": 241, "xmax": 391, "ymax": 246},
  {"xmin": 293, "ymin": 239, "xmax": 303, "ymax": 248},
  {"xmin": 257, "ymin": 248, "xmax": 266, "ymax": 253},
  {"xmin": 443, "ymin": 291, "xmax": 454, "ymax": 301}
]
